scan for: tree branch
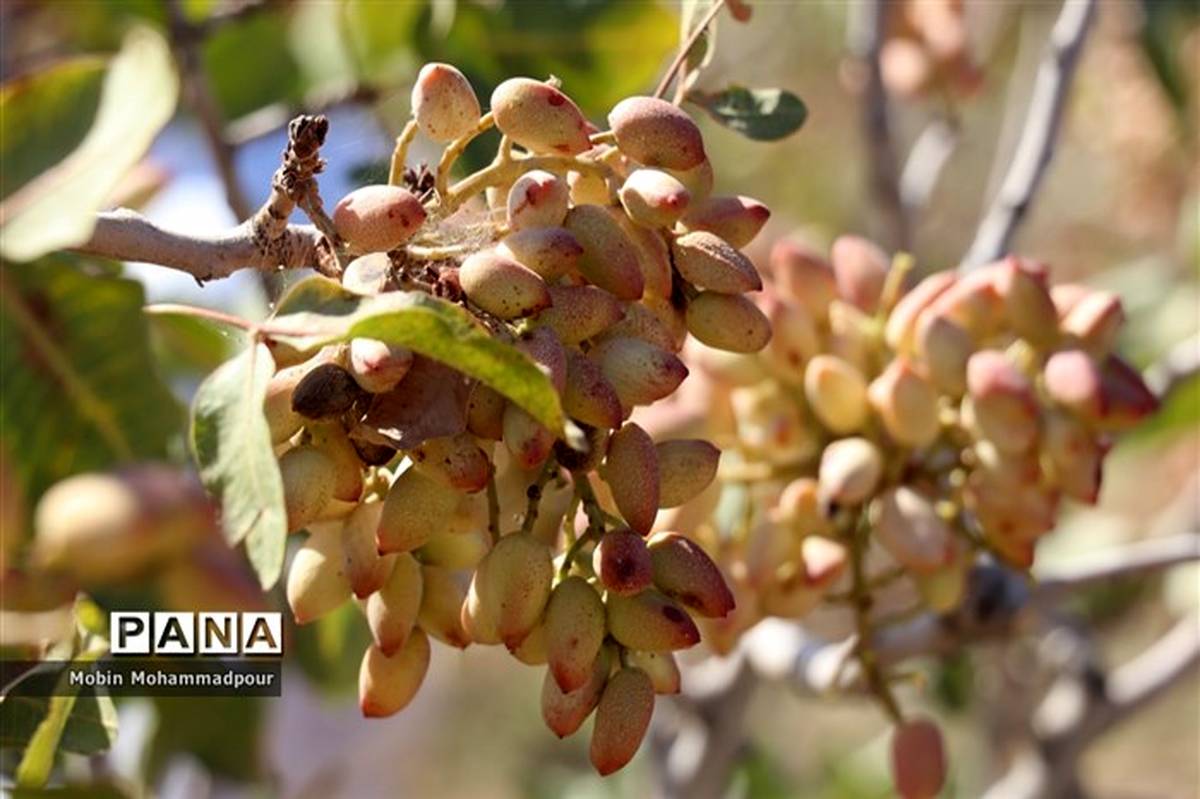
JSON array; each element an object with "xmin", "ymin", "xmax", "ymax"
[
  {"xmin": 962, "ymin": 0, "xmax": 1096, "ymax": 268},
  {"xmin": 74, "ymin": 114, "xmax": 338, "ymax": 281},
  {"xmin": 1144, "ymin": 334, "xmax": 1200, "ymax": 401}
]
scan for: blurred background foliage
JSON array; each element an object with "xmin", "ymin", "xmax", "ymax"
[{"xmin": 0, "ymin": 0, "xmax": 1197, "ymax": 797}]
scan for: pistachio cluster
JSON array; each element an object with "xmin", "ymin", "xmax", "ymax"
[
  {"xmin": 271, "ymin": 64, "xmax": 773, "ymax": 775},
  {"xmin": 677, "ymin": 235, "xmax": 1157, "ymax": 650}
]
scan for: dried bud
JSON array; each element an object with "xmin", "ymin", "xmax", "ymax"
[
  {"xmin": 966, "ymin": 350, "xmax": 1038, "ymax": 454},
  {"xmin": 333, "ymin": 185, "xmax": 426, "ymax": 253},
  {"xmin": 411, "ymin": 62, "xmax": 480, "ymax": 142},
  {"xmin": 377, "ymin": 467, "xmax": 461, "ymax": 553},
  {"xmin": 656, "ymin": 439, "xmax": 720, "ymax": 508},
  {"xmin": 286, "ymin": 527, "xmax": 350, "ymax": 624},
  {"xmin": 871, "ymin": 487, "xmax": 953, "ymax": 574},
  {"xmin": 1097, "ymin": 355, "xmax": 1158, "ymax": 430},
  {"xmin": 647, "ymin": 532, "xmax": 735, "ymax": 618},
  {"xmin": 349, "ymin": 338, "xmax": 414, "ymax": 394},
  {"xmin": 491, "ymin": 78, "xmax": 590, "ymax": 155},
  {"xmin": 818, "ymin": 437, "xmax": 883, "ymax": 508},
  {"xmin": 545, "ymin": 576, "xmax": 607, "ymax": 692},
  {"xmin": 804, "ymin": 354, "xmax": 869, "ymax": 434},
  {"xmin": 592, "ymin": 529, "xmax": 654, "ymax": 596},
  {"xmin": 291, "ymin": 363, "xmax": 365, "ymax": 420},
  {"xmin": 506, "ymin": 170, "xmax": 569, "ymax": 230},
  {"xmin": 565, "ymin": 204, "xmax": 645, "ymax": 301},
  {"xmin": 830, "ymin": 235, "xmax": 889, "ymax": 313},
  {"xmin": 590, "ymin": 666, "xmax": 655, "ymax": 776},
  {"xmin": 459, "ymin": 250, "xmax": 551, "ymax": 319},
  {"xmin": 680, "ymin": 195, "xmax": 770, "ymax": 248},
  {"xmin": 685, "ymin": 292, "xmax": 772, "ymax": 353},
  {"xmin": 670, "ymin": 231, "xmax": 762, "ymax": 293},
  {"xmin": 891, "ymin": 718, "xmax": 947, "ymax": 799},
  {"xmin": 589, "ymin": 337, "xmax": 688, "ymax": 412},
  {"xmin": 609, "ymin": 96, "xmax": 706, "ymax": 169},
  {"xmin": 496, "ymin": 226, "xmax": 582, "ymax": 280},
  {"xmin": 606, "ymin": 589, "xmax": 699, "ymax": 651},
  {"xmin": 366, "ymin": 552, "xmax": 423, "ymax": 655},
  {"xmin": 601, "ymin": 423, "xmax": 660, "ymax": 534},
  {"xmin": 868, "ymin": 358, "xmax": 941, "ymax": 447},
  {"xmin": 618, "ymin": 169, "xmax": 691, "ymax": 228},
  {"xmin": 358, "ymin": 630, "xmax": 430, "ymax": 718}
]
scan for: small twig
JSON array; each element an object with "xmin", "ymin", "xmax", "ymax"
[
  {"xmin": 1034, "ymin": 533, "xmax": 1200, "ymax": 602},
  {"xmin": 142, "ymin": 303, "xmax": 257, "ymax": 331},
  {"xmin": 654, "ymin": 1, "xmax": 726, "ymax": 102},
  {"xmin": 963, "ymin": 0, "xmax": 1097, "ymax": 268},
  {"xmin": 520, "ymin": 457, "xmax": 559, "ymax": 535},
  {"xmin": 486, "ymin": 471, "xmax": 501, "ymax": 544},
  {"xmin": 899, "ymin": 116, "xmax": 960, "ymax": 215},
  {"xmin": 388, "ymin": 120, "xmax": 420, "ymax": 187},
  {"xmin": 435, "ymin": 112, "xmax": 495, "ymax": 203}
]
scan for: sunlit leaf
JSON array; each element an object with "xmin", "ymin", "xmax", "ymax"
[
  {"xmin": 190, "ymin": 343, "xmax": 286, "ymax": 587},
  {"xmin": 0, "ymin": 27, "xmax": 178, "ymax": 262},
  {"xmin": 0, "ymin": 255, "xmax": 182, "ymax": 502},
  {"xmin": 688, "ymin": 86, "xmax": 807, "ymax": 141}
]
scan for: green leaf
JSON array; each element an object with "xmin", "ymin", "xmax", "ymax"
[
  {"xmin": 0, "ymin": 687, "xmax": 118, "ymax": 756},
  {"xmin": 688, "ymin": 86, "xmax": 807, "ymax": 141},
  {"xmin": 268, "ymin": 277, "xmax": 565, "ymax": 435},
  {"xmin": 0, "ymin": 255, "xmax": 182, "ymax": 502},
  {"xmin": 0, "ymin": 57, "xmax": 105, "ymax": 201},
  {"xmin": 190, "ymin": 343, "xmax": 286, "ymax": 588},
  {"xmin": 341, "ymin": 0, "xmax": 425, "ymax": 81},
  {"xmin": 145, "ymin": 696, "xmax": 262, "ymax": 781},
  {"xmin": 0, "ymin": 26, "xmax": 178, "ymax": 262},
  {"xmin": 11, "ymin": 650, "xmax": 109, "ymax": 788},
  {"xmin": 202, "ymin": 12, "xmax": 302, "ymax": 119}
]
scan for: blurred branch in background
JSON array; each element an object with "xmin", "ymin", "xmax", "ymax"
[
  {"xmin": 899, "ymin": 116, "xmax": 960, "ymax": 218},
  {"xmin": 1145, "ymin": 334, "xmax": 1200, "ymax": 402},
  {"xmin": 847, "ymin": 0, "xmax": 909, "ymax": 252},
  {"xmin": 963, "ymin": 0, "xmax": 1097, "ymax": 268}
]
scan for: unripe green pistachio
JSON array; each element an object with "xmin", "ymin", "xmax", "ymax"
[
  {"xmin": 868, "ymin": 358, "xmax": 941, "ymax": 447},
  {"xmin": 411, "ymin": 62, "xmax": 480, "ymax": 142},
  {"xmin": 564, "ymin": 204, "xmax": 645, "ymax": 301},
  {"xmin": 817, "ymin": 437, "xmax": 883, "ymax": 508},
  {"xmin": 341, "ymin": 252, "xmax": 393, "ymax": 295},
  {"xmin": 670, "ymin": 231, "xmax": 762, "ymax": 293},
  {"xmin": 459, "ymin": 250, "xmax": 551, "ymax": 319},
  {"xmin": 647, "ymin": 532, "xmax": 735, "ymax": 618},
  {"xmin": 535, "ymin": 285, "xmax": 625, "ymax": 345},
  {"xmin": 769, "ymin": 238, "xmax": 838, "ymax": 322},
  {"xmin": 358, "ymin": 629, "xmax": 430, "ymax": 718},
  {"xmin": 605, "ymin": 589, "xmax": 699, "ymax": 652},
  {"xmin": 541, "ymin": 646, "xmax": 611, "ymax": 738},
  {"xmin": 377, "ymin": 467, "xmax": 461, "ymax": 553},
  {"xmin": 491, "ymin": 78, "xmax": 591, "ymax": 155},
  {"xmin": 609, "ymin": 96, "xmax": 706, "ymax": 169},
  {"xmin": 568, "ymin": 170, "xmax": 611, "ymax": 206},
  {"xmin": 685, "ymin": 291, "xmax": 772, "ymax": 353},
  {"xmin": 884, "ymin": 271, "xmax": 956, "ymax": 354},
  {"xmin": 592, "ymin": 529, "xmax": 654, "ymax": 596},
  {"xmin": 511, "ymin": 620, "xmax": 547, "ymax": 665},
  {"xmin": 830, "ymin": 235, "xmax": 889, "ymax": 313},
  {"xmin": 278, "ymin": 446, "xmax": 336, "ymax": 532},
  {"xmin": 468, "ymin": 531, "xmax": 554, "ymax": 649},
  {"xmin": 589, "ymin": 336, "xmax": 688, "ymax": 413},
  {"xmin": 625, "ymin": 650, "xmax": 681, "ymax": 694},
  {"xmin": 341, "ymin": 499, "xmax": 394, "ymax": 598},
  {"xmin": 656, "ymin": 439, "xmax": 720, "ymax": 508},
  {"xmin": 348, "ymin": 338, "xmax": 414, "ymax": 394},
  {"xmin": 589, "ymin": 666, "xmax": 655, "ymax": 776},
  {"xmin": 618, "ymin": 169, "xmax": 691, "ymax": 228},
  {"xmin": 871, "ymin": 487, "xmax": 953, "ymax": 574},
  {"xmin": 601, "ymin": 423, "xmax": 660, "ymax": 534},
  {"xmin": 544, "ymin": 576, "xmax": 607, "ymax": 692},
  {"xmin": 417, "ymin": 564, "xmax": 471, "ymax": 648},
  {"xmin": 506, "ymin": 170, "xmax": 570, "ymax": 230},
  {"xmin": 333, "ymin": 185, "xmax": 426, "ymax": 253},
  {"xmin": 966, "ymin": 349, "xmax": 1038, "ymax": 454},
  {"xmin": 680, "ymin": 195, "xmax": 770, "ymax": 248},
  {"xmin": 804, "ymin": 354, "xmax": 869, "ymax": 434},
  {"xmin": 366, "ymin": 552, "xmax": 423, "ymax": 655},
  {"xmin": 410, "ymin": 432, "xmax": 491, "ymax": 493},
  {"xmin": 563, "ymin": 350, "xmax": 624, "ymax": 429},
  {"xmin": 496, "ymin": 226, "xmax": 581, "ymax": 280}
]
